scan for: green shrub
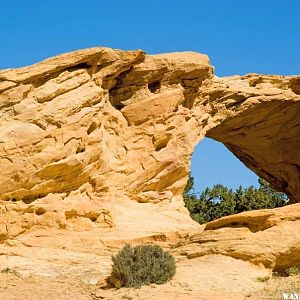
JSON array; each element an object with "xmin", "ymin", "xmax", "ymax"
[
  {"xmin": 183, "ymin": 174, "xmax": 287, "ymax": 224},
  {"xmin": 273, "ymin": 266, "xmax": 300, "ymax": 277},
  {"xmin": 110, "ymin": 244, "xmax": 176, "ymax": 288},
  {"xmin": 287, "ymin": 266, "xmax": 300, "ymax": 276},
  {"xmin": 256, "ymin": 276, "xmax": 270, "ymax": 282}
]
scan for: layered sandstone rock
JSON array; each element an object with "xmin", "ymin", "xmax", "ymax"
[
  {"xmin": 0, "ymin": 48, "xmax": 299, "ymax": 295},
  {"xmin": 175, "ymin": 203, "xmax": 300, "ymax": 272},
  {"xmin": 206, "ymin": 74, "xmax": 300, "ymax": 203}
]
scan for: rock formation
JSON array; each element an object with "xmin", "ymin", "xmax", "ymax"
[
  {"xmin": 176, "ymin": 203, "xmax": 300, "ymax": 272},
  {"xmin": 0, "ymin": 47, "xmax": 299, "ymax": 298}
]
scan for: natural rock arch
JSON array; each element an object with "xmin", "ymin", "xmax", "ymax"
[{"xmin": 0, "ymin": 47, "xmax": 299, "ymax": 240}]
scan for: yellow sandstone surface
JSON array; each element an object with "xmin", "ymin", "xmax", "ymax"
[{"xmin": 0, "ymin": 47, "xmax": 299, "ymax": 299}]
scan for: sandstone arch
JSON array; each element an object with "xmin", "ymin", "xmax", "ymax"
[
  {"xmin": 0, "ymin": 47, "xmax": 299, "ymax": 240},
  {"xmin": 1, "ymin": 48, "xmax": 300, "ymax": 296}
]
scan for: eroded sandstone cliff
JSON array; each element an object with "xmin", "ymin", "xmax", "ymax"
[
  {"xmin": 0, "ymin": 48, "xmax": 300, "ymax": 295},
  {"xmin": 0, "ymin": 47, "xmax": 299, "ymax": 239}
]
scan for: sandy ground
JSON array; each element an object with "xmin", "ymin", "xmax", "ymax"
[
  {"xmin": 2, "ymin": 272, "xmax": 298, "ymax": 300},
  {"xmin": 0, "ymin": 226, "xmax": 297, "ymax": 300},
  {"xmin": 247, "ymin": 274, "xmax": 300, "ymax": 300},
  {"xmin": 0, "ymin": 254, "xmax": 273, "ymax": 300},
  {"xmin": 0, "ymin": 272, "xmax": 243, "ymax": 300}
]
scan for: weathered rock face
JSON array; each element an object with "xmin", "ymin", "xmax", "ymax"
[
  {"xmin": 206, "ymin": 74, "xmax": 300, "ymax": 203},
  {"xmin": 0, "ymin": 47, "xmax": 300, "ymax": 298},
  {"xmin": 0, "ymin": 47, "xmax": 299, "ymax": 241},
  {"xmin": 176, "ymin": 203, "xmax": 300, "ymax": 272}
]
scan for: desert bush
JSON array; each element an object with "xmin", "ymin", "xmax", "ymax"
[
  {"xmin": 256, "ymin": 275, "xmax": 270, "ymax": 282},
  {"xmin": 287, "ymin": 266, "xmax": 300, "ymax": 276},
  {"xmin": 274, "ymin": 266, "xmax": 300, "ymax": 277},
  {"xmin": 110, "ymin": 244, "xmax": 176, "ymax": 288}
]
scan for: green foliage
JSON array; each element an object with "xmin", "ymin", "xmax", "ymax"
[
  {"xmin": 110, "ymin": 244, "xmax": 176, "ymax": 288},
  {"xmin": 183, "ymin": 174, "xmax": 287, "ymax": 224},
  {"xmin": 287, "ymin": 266, "xmax": 300, "ymax": 276},
  {"xmin": 256, "ymin": 276, "xmax": 270, "ymax": 282},
  {"xmin": 273, "ymin": 266, "xmax": 300, "ymax": 277}
]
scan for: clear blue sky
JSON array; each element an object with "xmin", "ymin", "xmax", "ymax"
[{"xmin": 1, "ymin": 0, "xmax": 299, "ymax": 191}]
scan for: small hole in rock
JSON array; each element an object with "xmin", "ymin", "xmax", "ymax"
[
  {"xmin": 148, "ymin": 81, "xmax": 161, "ymax": 93},
  {"xmin": 230, "ymin": 222, "xmax": 240, "ymax": 226},
  {"xmin": 76, "ymin": 146, "xmax": 85, "ymax": 154},
  {"xmin": 22, "ymin": 194, "xmax": 41, "ymax": 204},
  {"xmin": 87, "ymin": 122, "xmax": 97, "ymax": 134},
  {"xmin": 114, "ymin": 102, "xmax": 125, "ymax": 110},
  {"xmin": 35, "ymin": 207, "xmax": 46, "ymax": 216},
  {"xmin": 155, "ymin": 142, "xmax": 168, "ymax": 152}
]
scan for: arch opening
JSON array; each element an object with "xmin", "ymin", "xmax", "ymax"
[
  {"xmin": 184, "ymin": 137, "xmax": 288, "ymax": 224},
  {"xmin": 190, "ymin": 137, "xmax": 259, "ymax": 193}
]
